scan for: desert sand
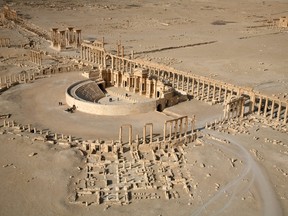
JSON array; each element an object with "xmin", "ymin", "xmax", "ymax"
[{"xmin": 0, "ymin": 0, "xmax": 287, "ymax": 216}]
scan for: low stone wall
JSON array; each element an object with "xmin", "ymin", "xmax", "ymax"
[{"xmin": 66, "ymin": 81, "xmax": 157, "ymax": 115}]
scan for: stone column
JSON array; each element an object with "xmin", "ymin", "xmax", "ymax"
[
  {"xmin": 191, "ymin": 78, "xmax": 195, "ymax": 95},
  {"xmin": 224, "ymin": 87, "xmax": 228, "ymax": 101},
  {"xmin": 128, "ymin": 125, "xmax": 132, "ymax": 145},
  {"xmin": 51, "ymin": 28, "xmax": 58, "ymax": 47},
  {"xmin": 163, "ymin": 122, "xmax": 167, "ymax": 141},
  {"xmin": 149, "ymin": 124, "xmax": 153, "ymax": 144},
  {"xmin": 174, "ymin": 120, "xmax": 178, "ymax": 138},
  {"xmin": 250, "ymin": 94, "xmax": 255, "ymax": 113},
  {"xmin": 146, "ymin": 80, "xmax": 151, "ymax": 98},
  {"xmin": 81, "ymin": 46, "xmax": 84, "ymax": 59},
  {"xmin": 88, "ymin": 47, "xmax": 92, "ymax": 62},
  {"xmin": 184, "ymin": 117, "xmax": 188, "ymax": 136},
  {"xmin": 98, "ymin": 51, "xmax": 101, "ymax": 65},
  {"xmin": 177, "ymin": 75, "xmax": 180, "ymax": 89},
  {"xmin": 270, "ymin": 100, "xmax": 275, "ymax": 119},
  {"xmin": 59, "ymin": 30, "xmax": 66, "ymax": 50},
  {"xmin": 111, "ymin": 57, "xmax": 114, "ymax": 70},
  {"xmin": 100, "ymin": 51, "xmax": 104, "ymax": 65},
  {"xmin": 169, "ymin": 122, "xmax": 172, "ymax": 141},
  {"xmin": 218, "ymin": 86, "xmax": 222, "ymax": 101},
  {"xmin": 191, "ymin": 115, "xmax": 195, "ymax": 134},
  {"xmin": 276, "ymin": 101, "xmax": 281, "ymax": 122},
  {"xmin": 129, "ymin": 62, "xmax": 132, "ymax": 73},
  {"xmin": 196, "ymin": 80, "xmax": 200, "ymax": 97},
  {"xmin": 139, "ymin": 77, "xmax": 143, "ymax": 95},
  {"xmin": 264, "ymin": 98, "xmax": 269, "ymax": 117},
  {"xmin": 257, "ymin": 97, "xmax": 262, "ymax": 115},
  {"xmin": 124, "ymin": 60, "xmax": 127, "ymax": 71},
  {"xmin": 179, "ymin": 118, "xmax": 183, "ymax": 137},
  {"xmin": 201, "ymin": 81, "xmax": 205, "ymax": 99},
  {"xmin": 212, "ymin": 83, "xmax": 216, "ymax": 101},
  {"xmin": 143, "ymin": 126, "xmax": 147, "ymax": 144},
  {"xmin": 75, "ymin": 29, "xmax": 82, "ymax": 48},
  {"xmin": 119, "ymin": 127, "xmax": 122, "ymax": 144},
  {"xmin": 187, "ymin": 78, "xmax": 191, "ymax": 93},
  {"xmin": 153, "ymin": 80, "xmax": 157, "ymax": 98},
  {"xmin": 67, "ymin": 27, "xmax": 74, "ymax": 46},
  {"xmin": 207, "ymin": 83, "xmax": 210, "ymax": 100},
  {"xmin": 119, "ymin": 57, "xmax": 122, "ymax": 71},
  {"xmin": 283, "ymin": 105, "xmax": 288, "ymax": 124},
  {"xmin": 240, "ymin": 98, "xmax": 245, "ymax": 118},
  {"xmin": 143, "ymin": 78, "xmax": 146, "ymax": 94}
]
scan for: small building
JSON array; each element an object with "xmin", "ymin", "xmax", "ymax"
[{"xmin": 278, "ymin": 16, "xmax": 288, "ymax": 28}]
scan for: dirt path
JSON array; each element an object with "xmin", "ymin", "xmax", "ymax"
[{"xmin": 191, "ymin": 131, "xmax": 283, "ymax": 216}]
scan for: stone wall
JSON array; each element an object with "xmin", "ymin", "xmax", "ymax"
[{"xmin": 66, "ymin": 81, "xmax": 156, "ymax": 115}]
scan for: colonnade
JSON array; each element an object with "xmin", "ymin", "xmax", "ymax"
[
  {"xmin": 253, "ymin": 94, "xmax": 288, "ymax": 124},
  {"xmin": 81, "ymin": 41, "xmax": 288, "ymax": 125},
  {"xmin": 109, "ymin": 70, "xmax": 157, "ymax": 98},
  {"xmin": 51, "ymin": 27, "xmax": 81, "ymax": 50},
  {"xmin": 119, "ymin": 124, "xmax": 132, "ymax": 145},
  {"xmin": 30, "ymin": 50, "xmax": 42, "ymax": 65},
  {"xmin": 81, "ymin": 43, "xmax": 105, "ymax": 66},
  {"xmin": 223, "ymin": 96, "xmax": 245, "ymax": 119},
  {"xmin": 0, "ymin": 38, "xmax": 10, "ymax": 47},
  {"xmin": 163, "ymin": 116, "xmax": 195, "ymax": 141},
  {"xmin": 0, "ymin": 72, "xmax": 35, "ymax": 88},
  {"xmin": 143, "ymin": 123, "xmax": 153, "ymax": 144}
]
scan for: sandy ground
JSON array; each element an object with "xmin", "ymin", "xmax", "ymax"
[{"xmin": 0, "ymin": 0, "xmax": 288, "ymax": 216}]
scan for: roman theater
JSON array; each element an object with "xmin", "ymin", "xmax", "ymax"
[{"xmin": 0, "ymin": 1, "xmax": 287, "ymax": 216}]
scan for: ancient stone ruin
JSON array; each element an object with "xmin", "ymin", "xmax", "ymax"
[{"xmin": 0, "ymin": 4, "xmax": 287, "ymax": 212}]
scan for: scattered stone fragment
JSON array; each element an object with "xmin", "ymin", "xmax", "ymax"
[
  {"xmin": 28, "ymin": 152, "xmax": 37, "ymax": 157},
  {"xmin": 2, "ymin": 163, "xmax": 13, "ymax": 168},
  {"xmin": 215, "ymin": 183, "xmax": 220, "ymax": 191}
]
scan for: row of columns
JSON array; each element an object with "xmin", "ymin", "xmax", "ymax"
[
  {"xmin": 223, "ymin": 96, "xmax": 245, "ymax": 119},
  {"xmin": 80, "ymin": 41, "xmax": 287, "ymax": 126},
  {"xmin": 143, "ymin": 123, "xmax": 153, "ymax": 144},
  {"xmin": 0, "ymin": 73, "xmax": 35, "ymax": 85},
  {"xmin": 81, "ymin": 45, "xmax": 105, "ymax": 66},
  {"xmin": 51, "ymin": 27, "xmax": 81, "ymax": 50},
  {"xmin": 3, "ymin": 120, "xmax": 73, "ymax": 142},
  {"xmin": 119, "ymin": 124, "xmax": 132, "ymax": 145},
  {"xmin": 80, "ymin": 42, "xmax": 135, "ymax": 73},
  {"xmin": 30, "ymin": 50, "xmax": 42, "ymax": 65},
  {"xmin": 0, "ymin": 38, "xmax": 10, "ymax": 47},
  {"xmin": 140, "ymin": 67, "xmax": 240, "ymax": 105},
  {"xmin": 118, "ymin": 116, "xmax": 195, "ymax": 147},
  {"xmin": 254, "ymin": 95, "xmax": 288, "ymax": 124},
  {"xmin": 163, "ymin": 116, "xmax": 195, "ymax": 141},
  {"xmin": 109, "ymin": 70, "xmax": 157, "ymax": 98}
]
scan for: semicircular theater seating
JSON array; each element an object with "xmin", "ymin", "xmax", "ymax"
[
  {"xmin": 74, "ymin": 81, "xmax": 105, "ymax": 102},
  {"xmin": 66, "ymin": 80, "xmax": 157, "ymax": 116}
]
